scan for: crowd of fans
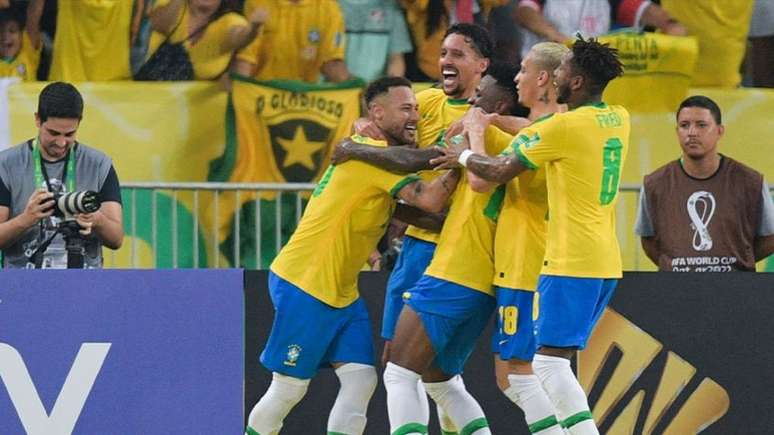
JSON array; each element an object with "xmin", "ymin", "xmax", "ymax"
[{"xmin": 0, "ymin": 0, "xmax": 771, "ymax": 88}]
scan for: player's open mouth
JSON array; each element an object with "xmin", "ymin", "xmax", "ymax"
[
  {"xmin": 442, "ymin": 68, "xmax": 459, "ymax": 87},
  {"xmin": 405, "ymin": 124, "xmax": 417, "ymax": 134}
]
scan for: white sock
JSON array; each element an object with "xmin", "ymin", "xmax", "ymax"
[
  {"xmin": 423, "ymin": 376, "xmax": 491, "ymax": 435},
  {"xmin": 504, "ymin": 374, "xmax": 563, "ymax": 434},
  {"xmin": 246, "ymin": 373, "xmax": 309, "ymax": 435},
  {"xmin": 327, "ymin": 363, "xmax": 378, "ymax": 435},
  {"xmin": 437, "ymin": 401, "xmax": 458, "ymax": 434},
  {"xmin": 532, "ymin": 354, "xmax": 598, "ymax": 435},
  {"xmin": 383, "ymin": 362, "xmax": 429, "ymax": 433}
]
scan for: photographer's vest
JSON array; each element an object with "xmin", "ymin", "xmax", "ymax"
[
  {"xmin": 643, "ymin": 157, "xmax": 762, "ymax": 272},
  {"xmin": 0, "ymin": 140, "xmax": 113, "ymax": 268}
]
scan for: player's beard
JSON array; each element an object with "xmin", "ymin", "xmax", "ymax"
[{"xmin": 556, "ymin": 82, "xmax": 572, "ymax": 105}]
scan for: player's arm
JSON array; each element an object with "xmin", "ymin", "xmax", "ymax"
[
  {"xmin": 431, "ymin": 145, "xmax": 526, "ymax": 185},
  {"xmin": 331, "ymin": 138, "xmax": 440, "ymax": 173},
  {"xmin": 395, "ymin": 170, "xmax": 460, "ymax": 213},
  {"xmin": 393, "ymin": 203, "xmax": 446, "ymax": 232},
  {"xmin": 489, "ymin": 114, "xmax": 531, "ymax": 135}
]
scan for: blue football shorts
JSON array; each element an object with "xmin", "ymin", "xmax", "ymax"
[
  {"xmin": 403, "ymin": 274, "xmax": 495, "ymax": 375},
  {"xmin": 260, "ymin": 271, "xmax": 375, "ymax": 379},
  {"xmin": 491, "ymin": 287, "xmax": 538, "ymax": 361},
  {"xmin": 381, "ymin": 236, "xmax": 437, "ymax": 340},
  {"xmin": 534, "ymin": 275, "xmax": 617, "ymax": 350}
]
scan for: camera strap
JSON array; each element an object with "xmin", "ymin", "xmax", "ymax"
[{"xmin": 32, "ymin": 137, "xmax": 76, "ymax": 193}]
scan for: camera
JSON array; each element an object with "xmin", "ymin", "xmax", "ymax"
[{"xmin": 45, "ymin": 190, "xmax": 101, "ymax": 218}]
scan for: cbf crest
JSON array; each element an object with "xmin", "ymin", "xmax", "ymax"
[{"xmin": 284, "ymin": 344, "xmax": 302, "ymax": 367}]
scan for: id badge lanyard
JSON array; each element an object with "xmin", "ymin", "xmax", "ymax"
[{"xmin": 32, "ymin": 137, "xmax": 76, "ymax": 192}]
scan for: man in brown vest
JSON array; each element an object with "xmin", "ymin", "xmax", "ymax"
[{"xmin": 635, "ymin": 95, "xmax": 774, "ymax": 271}]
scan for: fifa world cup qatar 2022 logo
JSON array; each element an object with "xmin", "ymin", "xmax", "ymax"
[{"xmin": 687, "ymin": 191, "xmax": 716, "ymax": 251}]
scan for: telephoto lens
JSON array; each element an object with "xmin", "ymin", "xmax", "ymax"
[{"xmin": 55, "ymin": 191, "xmax": 101, "ymax": 216}]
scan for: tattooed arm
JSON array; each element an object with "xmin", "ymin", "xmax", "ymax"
[
  {"xmin": 331, "ymin": 139, "xmax": 440, "ymax": 173},
  {"xmin": 393, "ymin": 203, "xmax": 446, "ymax": 233},
  {"xmin": 395, "ymin": 169, "xmax": 460, "ymax": 213}
]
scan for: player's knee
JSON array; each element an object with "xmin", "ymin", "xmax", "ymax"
[
  {"xmin": 336, "ymin": 363, "xmax": 378, "ymax": 400},
  {"xmin": 268, "ymin": 372, "xmax": 310, "ymax": 406}
]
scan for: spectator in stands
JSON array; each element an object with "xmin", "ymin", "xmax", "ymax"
[
  {"xmin": 635, "ymin": 95, "xmax": 774, "ymax": 272},
  {"xmin": 747, "ymin": 0, "xmax": 774, "ymax": 88},
  {"xmin": 0, "ymin": 82, "xmax": 124, "ymax": 269},
  {"xmin": 233, "ymin": 0, "xmax": 353, "ymax": 83},
  {"xmin": 0, "ymin": 5, "xmax": 41, "ymax": 80},
  {"xmin": 401, "ymin": 0, "xmax": 509, "ymax": 81},
  {"xmin": 145, "ymin": 0, "xmax": 265, "ymax": 81},
  {"xmin": 29, "ymin": 0, "xmax": 144, "ymax": 81},
  {"xmin": 487, "ymin": 1, "xmax": 522, "ymax": 64},
  {"xmin": 515, "ymin": 0, "xmax": 687, "ymax": 59},
  {"xmin": 338, "ymin": 0, "xmax": 413, "ymax": 82},
  {"xmin": 655, "ymin": 0, "xmax": 753, "ymax": 88}
]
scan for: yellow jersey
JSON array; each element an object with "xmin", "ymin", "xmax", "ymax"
[
  {"xmin": 271, "ymin": 136, "xmax": 419, "ymax": 308},
  {"xmin": 424, "ymin": 127, "xmax": 513, "ymax": 295},
  {"xmin": 147, "ymin": 6, "xmax": 248, "ymax": 80},
  {"xmin": 515, "ymin": 103, "xmax": 630, "ymax": 278},
  {"xmin": 660, "ymin": 0, "xmax": 753, "ymax": 87},
  {"xmin": 404, "ymin": 88, "xmax": 470, "ymax": 244},
  {"xmin": 49, "ymin": 0, "xmax": 134, "ymax": 81},
  {"xmin": 0, "ymin": 31, "xmax": 40, "ymax": 80},
  {"xmin": 492, "ymin": 163, "xmax": 548, "ymax": 292},
  {"xmin": 238, "ymin": 0, "xmax": 346, "ymax": 82}
]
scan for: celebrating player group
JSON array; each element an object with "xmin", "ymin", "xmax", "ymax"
[{"xmin": 246, "ymin": 22, "xmax": 628, "ymax": 435}]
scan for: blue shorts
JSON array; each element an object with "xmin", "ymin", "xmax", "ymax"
[
  {"xmin": 404, "ymin": 275, "xmax": 495, "ymax": 375},
  {"xmin": 490, "ymin": 287, "xmax": 538, "ymax": 361},
  {"xmin": 381, "ymin": 236, "xmax": 437, "ymax": 339},
  {"xmin": 535, "ymin": 275, "xmax": 617, "ymax": 350},
  {"xmin": 260, "ymin": 272, "xmax": 375, "ymax": 379}
]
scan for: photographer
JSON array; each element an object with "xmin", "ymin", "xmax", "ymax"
[{"xmin": 0, "ymin": 82, "xmax": 123, "ymax": 268}]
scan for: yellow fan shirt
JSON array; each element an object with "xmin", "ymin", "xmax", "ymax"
[
  {"xmin": 238, "ymin": 0, "xmax": 346, "ymax": 82},
  {"xmin": 271, "ymin": 136, "xmax": 420, "ymax": 308},
  {"xmin": 49, "ymin": 0, "xmax": 134, "ymax": 81},
  {"xmin": 147, "ymin": 4, "xmax": 248, "ymax": 80},
  {"xmin": 515, "ymin": 103, "xmax": 630, "ymax": 279},
  {"xmin": 492, "ymin": 140, "xmax": 548, "ymax": 291},
  {"xmin": 660, "ymin": 0, "xmax": 753, "ymax": 87},
  {"xmin": 423, "ymin": 127, "xmax": 514, "ymax": 295},
  {"xmin": 0, "ymin": 31, "xmax": 40, "ymax": 80},
  {"xmin": 404, "ymin": 88, "xmax": 470, "ymax": 244}
]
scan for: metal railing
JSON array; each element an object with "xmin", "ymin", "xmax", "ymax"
[
  {"xmin": 111, "ymin": 182, "xmax": 772, "ymax": 271},
  {"xmin": 114, "ymin": 182, "xmax": 316, "ymax": 269}
]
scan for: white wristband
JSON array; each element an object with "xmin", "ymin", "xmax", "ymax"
[{"xmin": 458, "ymin": 149, "xmax": 474, "ymax": 167}]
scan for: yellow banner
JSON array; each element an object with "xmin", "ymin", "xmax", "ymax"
[
  {"xmin": 600, "ymin": 31, "xmax": 699, "ymax": 113},
  {"xmin": 206, "ymin": 76, "xmax": 364, "ymax": 266}
]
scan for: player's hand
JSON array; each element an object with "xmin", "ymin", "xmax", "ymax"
[
  {"xmin": 444, "ymin": 119, "xmax": 464, "ymax": 142},
  {"xmin": 462, "ymin": 107, "xmax": 492, "ymax": 132},
  {"xmin": 430, "ymin": 144, "xmax": 463, "ymax": 170},
  {"xmin": 22, "ymin": 189, "xmax": 55, "ymax": 226},
  {"xmin": 367, "ymin": 249, "xmax": 382, "ymax": 271},
  {"xmin": 248, "ymin": 6, "xmax": 269, "ymax": 28},
  {"xmin": 330, "ymin": 139, "xmax": 354, "ymax": 165},
  {"xmin": 352, "ymin": 118, "xmax": 385, "ymax": 140},
  {"xmin": 74, "ymin": 212, "xmax": 97, "ymax": 236}
]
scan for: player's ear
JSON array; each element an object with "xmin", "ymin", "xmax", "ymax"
[{"xmin": 479, "ymin": 58, "xmax": 490, "ymax": 75}]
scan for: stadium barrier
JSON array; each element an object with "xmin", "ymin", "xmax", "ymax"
[
  {"xmin": 112, "ymin": 182, "xmax": 773, "ymax": 272},
  {"xmin": 245, "ymin": 270, "xmax": 774, "ymax": 434}
]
